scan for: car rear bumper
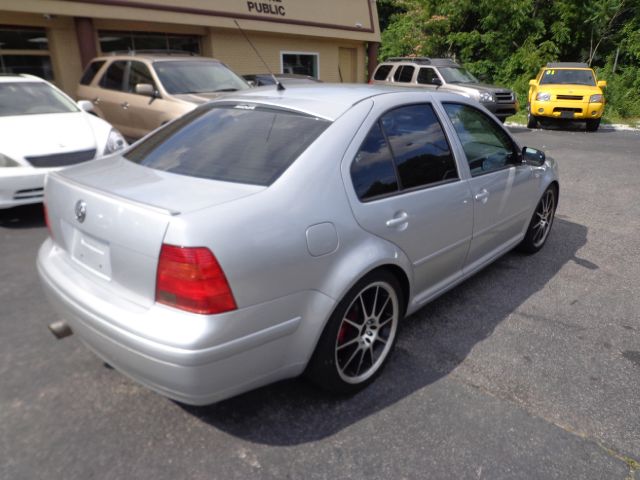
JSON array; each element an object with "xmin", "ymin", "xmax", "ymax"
[
  {"xmin": 37, "ymin": 238, "xmax": 336, "ymax": 405},
  {"xmin": 530, "ymin": 100, "xmax": 604, "ymax": 119}
]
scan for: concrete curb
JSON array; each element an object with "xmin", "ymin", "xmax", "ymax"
[{"xmin": 505, "ymin": 122, "xmax": 640, "ymax": 132}]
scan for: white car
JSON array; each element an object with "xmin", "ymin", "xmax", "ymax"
[{"xmin": 0, "ymin": 75, "xmax": 126, "ymax": 209}]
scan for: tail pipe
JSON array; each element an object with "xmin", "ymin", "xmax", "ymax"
[{"xmin": 48, "ymin": 320, "xmax": 73, "ymax": 340}]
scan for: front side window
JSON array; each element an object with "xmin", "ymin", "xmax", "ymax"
[
  {"xmin": 0, "ymin": 82, "xmax": 78, "ymax": 117},
  {"xmin": 417, "ymin": 67, "xmax": 439, "ymax": 85},
  {"xmin": 351, "ymin": 104, "xmax": 458, "ymax": 201},
  {"xmin": 153, "ymin": 61, "xmax": 248, "ymax": 94},
  {"xmin": 128, "ymin": 61, "xmax": 156, "ymax": 93},
  {"xmin": 125, "ymin": 105, "xmax": 330, "ymax": 186},
  {"xmin": 443, "ymin": 103, "xmax": 517, "ymax": 176},
  {"xmin": 99, "ymin": 61, "xmax": 127, "ymax": 90}
]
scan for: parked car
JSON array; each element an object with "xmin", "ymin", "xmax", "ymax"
[
  {"xmin": 243, "ymin": 73, "xmax": 321, "ymax": 87},
  {"xmin": 0, "ymin": 74, "xmax": 126, "ymax": 210},
  {"xmin": 38, "ymin": 85, "xmax": 558, "ymax": 405},
  {"xmin": 77, "ymin": 52, "xmax": 250, "ymax": 140},
  {"xmin": 527, "ymin": 62, "xmax": 606, "ymax": 131},
  {"xmin": 370, "ymin": 57, "xmax": 519, "ymax": 122}
]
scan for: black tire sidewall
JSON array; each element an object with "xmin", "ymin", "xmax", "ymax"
[{"xmin": 305, "ymin": 270, "xmax": 403, "ymax": 394}]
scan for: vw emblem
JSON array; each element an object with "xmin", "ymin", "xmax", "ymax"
[{"xmin": 74, "ymin": 200, "xmax": 87, "ymax": 223}]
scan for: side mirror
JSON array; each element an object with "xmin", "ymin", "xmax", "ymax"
[
  {"xmin": 522, "ymin": 146, "xmax": 545, "ymax": 166},
  {"xmin": 77, "ymin": 100, "xmax": 94, "ymax": 113},
  {"xmin": 597, "ymin": 80, "xmax": 607, "ymax": 88},
  {"xmin": 529, "ymin": 79, "xmax": 537, "ymax": 87},
  {"xmin": 135, "ymin": 83, "xmax": 157, "ymax": 97},
  {"xmin": 431, "ymin": 77, "xmax": 442, "ymax": 86}
]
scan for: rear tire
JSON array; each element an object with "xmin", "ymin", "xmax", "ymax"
[
  {"xmin": 517, "ymin": 186, "xmax": 557, "ymax": 254},
  {"xmin": 306, "ymin": 271, "xmax": 403, "ymax": 394},
  {"xmin": 586, "ymin": 118, "xmax": 601, "ymax": 132}
]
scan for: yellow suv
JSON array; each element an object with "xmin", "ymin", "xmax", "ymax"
[{"xmin": 527, "ymin": 62, "xmax": 606, "ymax": 131}]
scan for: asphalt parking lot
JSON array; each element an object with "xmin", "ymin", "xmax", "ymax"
[{"xmin": 1, "ymin": 125, "xmax": 639, "ymax": 480}]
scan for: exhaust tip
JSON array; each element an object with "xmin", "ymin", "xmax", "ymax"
[{"xmin": 48, "ymin": 320, "xmax": 73, "ymax": 340}]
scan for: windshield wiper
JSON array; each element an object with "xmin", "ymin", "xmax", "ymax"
[{"xmin": 213, "ymin": 88, "xmax": 239, "ymax": 92}]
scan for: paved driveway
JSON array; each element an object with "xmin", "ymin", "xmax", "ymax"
[{"xmin": 1, "ymin": 127, "xmax": 638, "ymax": 480}]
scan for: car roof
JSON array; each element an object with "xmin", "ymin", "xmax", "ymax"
[
  {"xmin": 91, "ymin": 53, "xmax": 223, "ymax": 63},
  {"xmin": 0, "ymin": 74, "xmax": 47, "ymax": 84},
  {"xmin": 211, "ymin": 84, "xmax": 465, "ymax": 121},
  {"xmin": 381, "ymin": 57, "xmax": 460, "ymax": 67},
  {"xmin": 545, "ymin": 62, "xmax": 590, "ymax": 69}
]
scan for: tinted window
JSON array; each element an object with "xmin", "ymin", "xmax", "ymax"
[
  {"xmin": 128, "ymin": 61, "xmax": 155, "ymax": 93},
  {"xmin": 382, "ymin": 105, "xmax": 458, "ymax": 189},
  {"xmin": 417, "ymin": 68, "xmax": 438, "ymax": 85},
  {"xmin": 351, "ymin": 123, "xmax": 399, "ymax": 201},
  {"xmin": 373, "ymin": 65, "xmax": 392, "ymax": 81},
  {"xmin": 394, "ymin": 65, "xmax": 415, "ymax": 83},
  {"xmin": 99, "ymin": 61, "xmax": 127, "ymax": 90},
  {"xmin": 443, "ymin": 103, "xmax": 516, "ymax": 176},
  {"xmin": 80, "ymin": 60, "xmax": 105, "ymax": 85},
  {"xmin": 0, "ymin": 82, "xmax": 78, "ymax": 117},
  {"xmin": 125, "ymin": 105, "xmax": 330, "ymax": 186}
]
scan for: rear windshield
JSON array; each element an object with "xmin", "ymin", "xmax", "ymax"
[
  {"xmin": 540, "ymin": 69, "xmax": 595, "ymax": 86},
  {"xmin": 125, "ymin": 104, "xmax": 331, "ymax": 186}
]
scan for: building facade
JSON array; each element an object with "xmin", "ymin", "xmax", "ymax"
[{"xmin": 0, "ymin": 0, "xmax": 381, "ymax": 96}]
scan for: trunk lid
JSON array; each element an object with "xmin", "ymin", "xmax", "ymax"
[{"xmin": 45, "ymin": 158, "xmax": 263, "ymax": 308}]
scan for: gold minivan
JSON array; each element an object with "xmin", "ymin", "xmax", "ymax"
[{"xmin": 77, "ymin": 53, "xmax": 250, "ymax": 140}]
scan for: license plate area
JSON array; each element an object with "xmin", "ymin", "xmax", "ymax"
[
  {"xmin": 560, "ymin": 111, "xmax": 575, "ymax": 119},
  {"xmin": 71, "ymin": 229, "xmax": 112, "ymax": 280}
]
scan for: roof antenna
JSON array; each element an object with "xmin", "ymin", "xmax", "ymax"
[{"xmin": 234, "ymin": 19, "xmax": 284, "ymax": 91}]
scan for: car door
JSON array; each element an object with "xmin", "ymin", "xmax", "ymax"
[
  {"xmin": 347, "ymin": 102, "xmax": 474, "ymax": 302},
  {"xmin": 94, "ymin": 60, "xmax": 131, "ymax": 136},
  {"xmin": 441, "ymin": 102, "xmax": 538, "ymax": 271}
]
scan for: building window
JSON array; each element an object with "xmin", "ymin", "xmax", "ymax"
[
  {"xmin": 281, "ymin": 52, "xmax": 319, "ymax": 78},
  {"xmin": 0, "ymin": 27, "xmax": 54, "ymax": 80},
  {"xmin": 99, "ymin": 31, "xmax": 201, "ymax": 54}
]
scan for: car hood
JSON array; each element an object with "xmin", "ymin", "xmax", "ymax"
[
  {"xmin": 0, "ymin": 112, "xmax": 97, "ymax": 160},
  {"xmin": 447, "ymin": 83, "xmax": 514, "ymax": 95}
]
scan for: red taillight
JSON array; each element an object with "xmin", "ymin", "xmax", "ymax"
[
  {"xmin": 155, "ymin": 244, "xmax": 237, "ymax": 315},
  {"xmin": 43, "ymin": 203, "xmax": 52, "ymax": 237}
]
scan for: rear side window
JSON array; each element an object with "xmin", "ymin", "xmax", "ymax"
[
  {"xmin": 125, "ymin": 105, "xmax": 330, "ymax": 186},
  {"xmin": 351, "ymin": 123, "xmax": 399, "ymax": 200},
  {"xmin": 80, "ymin": 60, "xmax": 105, "ymax": 85},
  {"xmin": 351, "ymin": 104, "xmax": 458, "ymax": 201},
  {"xmin": 373, "ymin": 65, "xmax": 392, "ymax": 81},
  {"xmin": 393, "ymin": 66, "xmax": 415, "ymax": 83},
  {"xmin": 99, "ymin": 61, "xmax": 127, "ymax": 91}
]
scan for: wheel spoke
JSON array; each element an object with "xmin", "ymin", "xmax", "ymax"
[
  {"xmin": 342, "ymin": 318, "xmax": 361, "ymax": 330},
  {"xmin": 379, "ymin": 315, "xmax": 394, "ymax": 328},
  {"xmin": 374, "ymin": 336, "xmax": 387, "ymax": 345},
  {"xmin": 376, "ymin": 296, "xmax": 391, "ymax": 320},
  {"xmin": 355, "ymin": 349, "xmax": 366, "ymax": 376},
  {"xmin": 372, "ymin": 286, "xmax": 379, "ymax": 318},
  {"xmin": 342, "ymin": 346, "xmax": 361, "ymax": 371},
  {"xmin": 337, "ymin": 337, "xmax": 359, "ymax": 350},
  {"xmin": 359, "ymin": 295, "xmax": 369, "ymax": 318}
]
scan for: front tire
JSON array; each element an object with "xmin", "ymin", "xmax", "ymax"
[
  {"xmin": 527, "ymin": 105, "xmax": 539, "ymax": 129},
  {"xmin": 586, "ymin": 118, "xmax": 601, "ymax": 132},
  {"xmin": 306, "ymin": 271, "xmax": 403, "ymax": 394},
  {"xmin": 517, "ymin": 186, "xmax": 557, "ymax": 254}
]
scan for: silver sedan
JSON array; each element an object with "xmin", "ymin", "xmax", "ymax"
[{"xmin": 37, "ymin": 85, "xmax": 559, "ymax": 405}]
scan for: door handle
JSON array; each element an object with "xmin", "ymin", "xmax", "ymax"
[
  {"xmin": 386, "ymin": 211, "xmax": 409, "ymax": 229},
  {"xmin": 474, "ymin": 189, "xmax": 489, "ymax": 203},
  {"xmin": 120, "ymin": 102, "xmax": 129, "ymax": 110},
  {"xmin": 93, "ymin": 97, "xmax": 101, "ymax": 105}
]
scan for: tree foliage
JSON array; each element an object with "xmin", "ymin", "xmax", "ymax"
[{"xmin": 378, "ymin": 0, "xmax": 640, "ymax": 118}]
